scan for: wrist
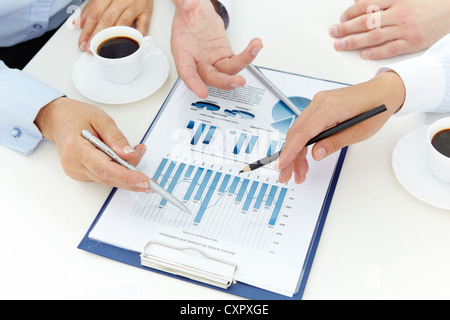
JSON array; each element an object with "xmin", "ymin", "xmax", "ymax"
[
  {"xmin": 34, "ymin": 97, "xmax": 67, "ymax": 142},
  {"xmin": 370, "ymin": 71, "xmax": 406, "ymax": 115}
]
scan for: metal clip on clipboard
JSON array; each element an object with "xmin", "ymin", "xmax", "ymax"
[{"xmin": 140, "ymin": 241, "xmax": 238, "ymax": 289}]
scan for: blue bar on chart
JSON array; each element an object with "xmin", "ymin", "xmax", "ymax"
[
  {"xmin": 245, "ymin": 136, "xmax": 259, "ymax": 154},
  {"xmin": 202, "ymin": 126, "xmax": 217, "ymax": 145},
  {"xmin": 235, "ymin": 179, "xmax": 250, "ymax": 203},
  {"xmin": 242, "ymin": 181, "xmax": 259, "ymax": 212},
  {"xmin": 269, "ymin": 188, "xmax": 287, "ymax": 226},
  {"xmin": 253, "ymin": 183, "xmax": 268, "ymax": 210},
  {"xmin": 218, "ymin": 174, "xmax": 231, "ymax": 193},
  {"xmin": 194, "ymin": 169, "xmax": 213, "ymax": 201},
  {"xmin": 187, "ymin": 120, "xmax": 195, "ymax": 129},
  {"xmin": 184, "ymin": 165, "xmax": 195, "ymax": 179},
  {"xmin": 265, "ymin": 185, "xmax": 278, "ymax": 207},
  {"xmin": 233, "ymin": 133, "xmax": 248, "ymax": 154},
  {"xmin": 184, "ymin": 167, "xmax": 204, "ymax": 201},
  {"xmin": 160, "ymin": 163, "xmax": 186, "ymax": 206},
  {"xmin": 159, "ymin": 161, "xmax": 177, "ymax": 188},
  {"xmin": 194, "ymin": 172, "xmax": 222, "ymax": 223},
  {"xmin": 153, "ymin": 158, "xmax": 169, "ymax": 181},
  {"xmin": 267, "ymin": 140, "xmax": 279, "ymax": 156},
  {"xmin": 191, "ymin": 123, "xmax": 207, "ymax": 145},
  {"xmin": 228, "ymin": 176, "xmax": 240, "ymax": 194}
]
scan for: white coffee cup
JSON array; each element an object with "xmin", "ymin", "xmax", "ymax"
[
  {"xmin": 90, "ymin": 26, "xmax": 154, "ymax": 85},
  {"xmin": 426, "ymin": 117, "xmax": 450, "ymax": 183}
]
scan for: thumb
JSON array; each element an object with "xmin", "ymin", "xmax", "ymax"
[
  {"xmin": 94, "ymin": 122, "xmax": 146, "ymax": 167},
  {"xmin": 311, "ymin": 132, "xmax": 349, "ymax": 162}
]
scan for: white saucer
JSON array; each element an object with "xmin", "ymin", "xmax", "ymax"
[
  {"xmin": 72, "ymin": 46, "xmax": 169, "ymax": 105},
  {"xmin": 392, "ymin": 125, "xmax": 450, "ymax": 210}
]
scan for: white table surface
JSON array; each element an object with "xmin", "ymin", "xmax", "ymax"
[{"xmin": 1, "ymin": 0, "xmax": 449, "ymax": 300}]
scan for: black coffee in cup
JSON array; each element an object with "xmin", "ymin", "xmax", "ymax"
[
  {"xmin": 97, "ymin": 36, "xmax": 140, "ymax": 59},
  {"xmin": 431, "ymin": 129, "xmax": 450, "ymax": 158}
]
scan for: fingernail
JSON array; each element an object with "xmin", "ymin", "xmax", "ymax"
[
  {"xmin": 251, "ymin": 47, "xmax": 262, "ymax": 56},
  {"xmin": 80, "ymin": 41, "xmax": 87, "ymax": 51},
  {"xmin": 294, "ymin": 171, "xmax": 300, "ymax": 184},
  {"xmin": 273, "ymin": 159, "xmax": 280, "ymax": 170},
  {"xmin": 230, "ymin": 83, "xmax": 241, "ymax": 89},
  {"xmin": 183, "ymin": 0, "xmax": 190, "ymax": 9},
  {"xmin": 361, "ymin": 50, "xmax": 371, "ymax": 59},
  {"xmin": 137, "ymin": 181, "xmax": 149, "ymax": 189},
  {"xmin": 329, "ymin": 25, "xmax": 338, "ymax": 37},
  {"xmin": 73, "ymin": 17, "xmax": 81, "ymax": 29},
  {"xmin": 335, "ymin": 39, "xmax": 346, "ymax": 50},
  {"xmin": 315, "ymin": 147, "xmax": 327, "ymax": 161},
  {"xmin": 123, "ymin": 146, "xmax": 135, "ymax": 154},
  {"xmin": 340, "ymin": 13, "xmax": 347, "ymax": 22}
]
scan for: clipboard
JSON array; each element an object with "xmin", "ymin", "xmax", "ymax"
[{"xmin": 78, "ymin": 68, "xmax": 349, "ymax": 300}]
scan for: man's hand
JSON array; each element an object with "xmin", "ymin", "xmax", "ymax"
[
  {"xmin": 171, "ymin": 0, "xmax": 263, "ymax": 98},
  {"xmin": 75, "ymin": 0, "xmax": 153, "ymax": 52},
  {"xmin": 34, "ymin": 97, "xmax": 151, "ymax": 192},
  {"xmin": 329, "ymin": 0, "xmax": 450, "ymax": 59},
  {"xmin": 276, "ymin": 72, "xmax": 406, "ymax": 184}
]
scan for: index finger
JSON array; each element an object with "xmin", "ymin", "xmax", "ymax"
[
  {"xmin": 81, "ymin": 140, "xmax": 151, "ymax": 192},
  {"xmin": 341, "ymin": 0, "xmax": 391, "ymax": 22},
  {"xmin": 213, "ymin": 38, "xmax": 263, "ymax": 75}
]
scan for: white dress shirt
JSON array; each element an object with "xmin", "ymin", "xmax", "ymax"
[{"xmin": 382, "ymin": 33, "xmax": 450, "ymax": 116}]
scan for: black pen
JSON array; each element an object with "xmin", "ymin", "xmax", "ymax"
[{"xmin": 240, "ymin": 104, "xmax": 387, "ymax": 173}]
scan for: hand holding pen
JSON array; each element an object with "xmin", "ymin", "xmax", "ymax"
[
  {"xmin": 276, "ymin": 72, "xmax": 401, "ymax": 184},
  {"xmin": 82, "ymin": 130, "xmax": 191, "ymax": 214}
]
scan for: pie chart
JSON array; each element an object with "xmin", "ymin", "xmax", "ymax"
[{"xmin": 271, "ymin": 96, "xmax": 311, "ymax": 135}]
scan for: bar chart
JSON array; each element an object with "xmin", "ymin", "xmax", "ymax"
[
  {"xmin": 131, "ymin": 158, "xmax": 289, "ymax": 250},
  {"xmin": 181, "ymin": 120, "xmax": 285, "ymax": 164}
]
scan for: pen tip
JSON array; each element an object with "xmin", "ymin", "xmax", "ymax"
[{"xmin": 239, "ymin": 170, "xmax": 243, "ymax": 174}]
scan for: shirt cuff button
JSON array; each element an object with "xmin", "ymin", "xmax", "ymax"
[{"xmin": 11, "ymin": 128, "xmax": 21, "ymax": 138}]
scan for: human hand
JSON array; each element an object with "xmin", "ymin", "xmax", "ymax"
[
  {"xmin": 34, "ymin": 97, "xmax": 152, "ymax": 192},
  {"xmin": 276, "ymin": 71, "xmax": 406, "ymax": 184},
  {"xmin": 171, "ymin": 0, "xmax": 263, "ymax": 98},
  {"xmin": 75, "ymin": 0, "xmax": 153, "ymax": 52},
  {"xmin": 329, "ymin": 0, "xmax": 450, "ymax": 59}
]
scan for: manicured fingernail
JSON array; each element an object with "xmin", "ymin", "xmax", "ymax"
[
  {"xmin": 230, "ymin": 83, "xmax": 241, "ymax": 89},
  {"xmin": 315, "ymin": 147, "xmax": 327, "ymax": 161},
  {"xmin": 335, "ymin": 39, "xmax": 346, "ymax": 50},
  {"xmin": 361, "ymin": 50, "xmax": 371, "ymax": 59},
  {"xmin": 329, "ymin": 25, "xmax": 338, "ymax": 37},
  {"xmin": 251, "ymin": 47, "xmax": 262, "ymax": 56},
  {"xmin": 273, "ymin": 159, "xmax": 280, "ymax": 170},
  {"xmin": 137, "ymin": 182, "xmax": 149, "ymax": 189},
  {"xmin": 123, "ymin": 146, "xmax": 135, "ymax": 154},
  {"xmin": 80, "ymin": 41, "xmax": 87, "ymax": 51}
]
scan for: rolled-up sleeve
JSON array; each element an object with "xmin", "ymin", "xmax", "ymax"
[{"xmin": 0, "ymin": 61, "xmax": 64, "ymax": 154}]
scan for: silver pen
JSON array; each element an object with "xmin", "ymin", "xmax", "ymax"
[
  {"xmin": 81, "ymin": 129, "xmax": 191, "ymax": 214},
  {"xmin": 247, "ymin": 64, "xmax": 301, "ymax": 116}
]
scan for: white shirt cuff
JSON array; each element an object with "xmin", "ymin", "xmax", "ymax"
[{"xmin": 379, "ymin": 54, "xmax": 446, "ymax": 116}]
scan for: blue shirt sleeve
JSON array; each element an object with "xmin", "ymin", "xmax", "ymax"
[
  {"xmin": 0, "ymin": 61, "xmax": 64, "ymax": 154},
  {"xmin": 0, "ymin": 0, "xmax": 82, "ymax": 47}
]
